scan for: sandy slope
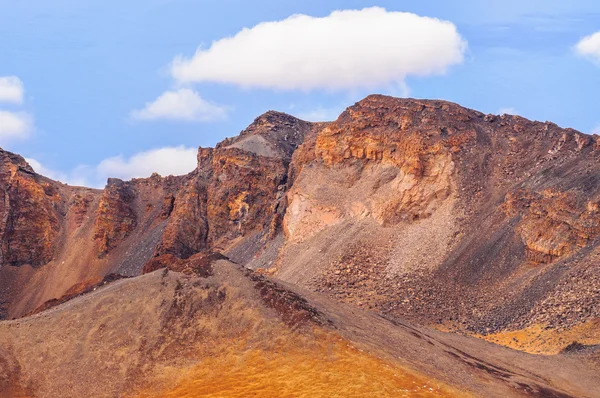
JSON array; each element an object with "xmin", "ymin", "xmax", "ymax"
[{"xmin": 1, "ymin": 261, "xmax": 598, "ymax": 397}]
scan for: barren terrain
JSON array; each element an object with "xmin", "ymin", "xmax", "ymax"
[{"xmin": 1, "ymin": 95, "xmax": 600, "ymax": 396}]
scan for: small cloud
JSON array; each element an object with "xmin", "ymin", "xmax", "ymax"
[
  {"xmin": 297, "ymin": 106, "xmax": 345, "ymax": 122},
  {"xmin": 498, "ymin": 107, "xmax": 517, "ymax": 115},
  {"xmin": 26, "ymin": 146, "xmax": 198, "ymax": 188},
  {"xmin": 171, "ymin": 7, "xmax": 467, "ymax": 91},
  {"xmin": 575, "ymin": 31, "xmax": 600, "ymax": 64},
  {"xmin": 25, "ymin": 157, "xmax": 53, "ymax": 176},
  {"xmin": 0, "ymin": 76, "xmax": 24, "ymax": 104},
  {"xmin": 131, "ymin": 88, "xmax": 227, "ymax": 122},
  {"xmin": 0, "ymin": 111, "xmax": 32, "ymax": 140},
  {"xmin": 26, "ymin": 157, "xmax": 92, "ymax": 187},
  {"xmin": 96, "ymin": 146, "xmax": 198, "ymax": 181},
  {"xmin": 591, "ymin": 124, "xmax": 600, "ymax": 135}
]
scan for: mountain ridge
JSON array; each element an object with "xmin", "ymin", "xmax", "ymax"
[{"xmin": 0, "ymin": 94, "xmax": 599, "ymax": 354}]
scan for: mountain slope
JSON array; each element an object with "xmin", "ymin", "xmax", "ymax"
[
  {"xmin": 1, "ymin": 260, "xmax": 597, "ymax": 397},
  {"xmin": 268, "ymin": 95, "xmax": 600, "ymax": 345}
]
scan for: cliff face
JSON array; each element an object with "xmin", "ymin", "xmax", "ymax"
[
  {"xmin": 94, "ymin": 178, "xmax": 138, "ymax": 257},
  {"xmin": 1, "ymin": 95, "xmax": 599, "ymax": 352},
  {"xmin": 0, "ymin": 111, "xmax": 315, "ymax": 319},
  {"xmin": 0, "ymin": 151, "xmax": 63, "ymax": 268}
]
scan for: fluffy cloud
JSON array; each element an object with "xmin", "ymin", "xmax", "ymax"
[
  {"xmin": 25, "ymin": 158, "xmax": 89, "ymax": 186},
  {"xmin": 297, "ymin": 105, "xmax": 345, "ymax": 122},
  {"xmin": 0, "ymin": 77, "xmax": 31, "ymax": 142},
  {"xmin": 592, "ymin": 124, "xmax": 600, "ymax": 135},
  {"xmin": 0, "ymin": 111, "xmax": 32, "ymax": 140},
  {"xmin": 575, "ymin": 31, "xmax": 600, "ymax": 64},
  {"xmin": 96, "ymin": 146, "xmax": 198, "ymax": 180},
  {"xmin": 26, "ymin": 158, "xmax": 58, "ymax": 178},
  {"xmin": 171, "ymin": 7, "xmax": 467, "ymax": 91},
  {"xmin": 0, "ymin": 76, "xmax": 24, "ymax": 104},
  {"xmin": 131, "ymin": 89, "xmax": 227, "ymax": 122},
  {"xmin": 27, "ymin": 146, "xmax": 198, "ymax": 188}
]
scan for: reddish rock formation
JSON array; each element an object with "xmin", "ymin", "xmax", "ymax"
[
  {"xmin": 93, "ymin": 178, "xmax": 138, "ymax": 257},
  {"xmin": 0, "ymin": 150, "xmax": 63, "ymax": 267},
  {"xmin": 1, "ymin": 95, "xmax": 599, "ymax": 345},
  {"xmin": 0, "ymin": 111, "xmax": 315, "ymax": 318},
  {"xmin": 154, "ymin": 173, "xmax": 209, "ymax": 259},
  {"xmin": 504, "ymin": 189, "xmax": 600, "ymax": 264},
  {"xmin": 206, "ymin": 147, "xmax": 288, "ymax": 247},
  {"xmin": 277, "ymin": 95, "xmax": 600, "ymax": 336},
  {"xmin": 142, "ymin": 251, "xmax": 226, "ymax": 277}
]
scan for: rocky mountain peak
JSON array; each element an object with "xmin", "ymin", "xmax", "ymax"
[
  {"xmin": 0, "ymin": 148, "xmax": 35, "ymax": 176},
  {"xmin": 217, "ymin": 110, "xmax": 315, "ymax": 160}
]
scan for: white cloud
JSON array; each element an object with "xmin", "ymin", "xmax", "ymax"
[
  {"xmin": 592, "ymin": 124, "xmax": 600, "ymax": 135},
  {"xmin": 131, "ymin": 88, "xmax": 227, "ymax": 122},
  {"xmin": 297, "ymin": 105, "xmax": 345, "ymax": 122},
  {"xmin": 0, "ymin": 111, "xmax": 32, "ymax": 140},
  {"xmin": 26, "ymin": 146, "xmax": 198, "ymax": 188},
  {"xmin": 0, "ymin": 76, "xmax": 24, "ymax": 104},
  {"xmin": 575, "ymin": 31, "xmax": 600, "ymax": 64},
  {"xmin": 170, "ymin": 7, "xmax": 467, "ymax": 91},
  {"xmin": 96, "ymin": 146, "xmax": 198, "ymax": 181},
  {"xmin": 0, "ymin": 77, "xmax": 32, "ymax": 142},
  {"xmin": 26, "ymin": 157, "xmax": 96, "ymax": 187},
  {"xmin": 26, "ymin": 157, "xmax": 57, "ymax": 178},
  {"xmin": 25, "ymin": 158, "xmax": 85, "ymax": 185},
  {"xmin": 498, "ymin": 107, "xmax": 517, "ymax": 115}
]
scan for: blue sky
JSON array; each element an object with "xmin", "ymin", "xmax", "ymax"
[{"xmin": 0, "ymin": 0, "xmax": 599, "ymax": 187}]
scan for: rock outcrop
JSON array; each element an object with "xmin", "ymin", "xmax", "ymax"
[
  {"xmin": 0, "ymin": 150, "xmax": 63, "ymax": 267},
  {"xmin": 94, "ymin": 178, "xmax": 138, "ymax": 257}
]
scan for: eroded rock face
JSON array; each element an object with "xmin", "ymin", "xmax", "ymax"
[
  {"xmin": 504, "ymin": 189, "xmax": 600, "ymax": 264},
  {"xmin": 0, "ymin": 110, "xmax": 319, "ymax": 319},
  {"xmin": 206, "ymin": 147, "xmax": 288, "ymax": 247},
  {"xmin": 69, "ymin": 191, "xmax": 95, "ymax": 227},
  {"xmin": 284, "ymin": 97, "xmax": 461, "ymax": 241},
  {"xmin": 0, "ymin": 150, "xmax": 63, "ymax": 267},
  {"xmin": 154, "ymin": 174, "xmax": 209, "ymax": 259},
  {"xmin": 93, "ymin": 178, "xmax": 138, "ymax": 257}
]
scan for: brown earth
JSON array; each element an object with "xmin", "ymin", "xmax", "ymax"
[{"xmin": 1, "ymin": 261, "xmax": 598, "ymax": 397}]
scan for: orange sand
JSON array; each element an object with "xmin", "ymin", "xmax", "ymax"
[
  {"xmin": 476, "ymin": 319, "xmax": 600, "ymax": 355},
  {"xmin": 133, "ymin": 331, "xmax": 465, "ymax": 398}
]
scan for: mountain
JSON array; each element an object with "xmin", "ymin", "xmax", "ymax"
[
  {"xmin": 0, "ymin": 95, "xmax": 599, "ymax": 397},
  {"xmin": 0, "ymin": 110, "xmax": 314, "ymax": 319}
]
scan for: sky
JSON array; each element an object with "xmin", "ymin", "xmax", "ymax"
[{"xmin": 0, "ymin": 0, "xmax": 599, "ymax": 187}]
